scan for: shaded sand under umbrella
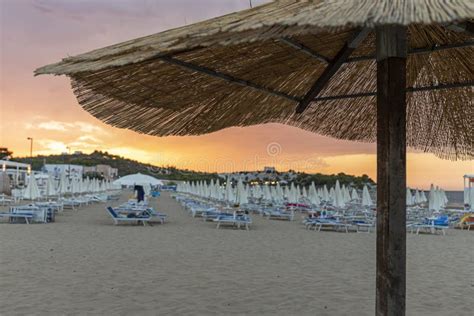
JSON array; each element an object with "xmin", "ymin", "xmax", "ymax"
[{"xmin": 36, "ymin": 1, "xmax": 473, "ymax": 314}]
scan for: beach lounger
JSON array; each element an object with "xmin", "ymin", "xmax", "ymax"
[
  {"xmin": 265, "ymin": 210, "xmax": 294, "ymax": 221},
  {"xmin": 201, "ymin": 208, "xmax": 223, "ymax": 221},
  {"xmin": 408, "ymin": 215, "xmax": 449, "ymax": 235},
  {"xmin": 191, "ymin": 206, "xmax": 213, "ymax": 218},
  {"xmin": 106, "ymin": 207, "xmax": 151, "ymax": 226},
  {"xmin": 313, "ymin": 219, "xmax": 352, "ymax": 233},
  {"xmin": 352, "ymin": 219, "xmax": 375, "ymax": 233},
  {"xmin": 214, "ymin": 214, "xmax": 252, "ymax": 230},
  {"xmin": 61, "ymin": 199, "xmax": 81, "ymax": 210},
  {"xmin": 115, "ymin": 201, "xmax": 167, "ymax": 223},
  {"xmin": 10, "ymin": 206, "xmax": 48, "ymax": 223},
  {"xmin": 0, "ymin": 212, "xmax": 34, "ymax": 224},
  {"xmin": 464, "ymin": 221, "xmax": 474, "ymax": 230},
  {"xmin": 139, "ymin": 209, "xmax": 167, "ymax": 224},
  {"xmin": 0, "ymin": 194, "xmax": 13, "ymax": 206}
]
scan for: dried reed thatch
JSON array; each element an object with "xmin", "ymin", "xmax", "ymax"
[{"xmin": 36, "ymin": 0, "xmax": 474, "ymax": 160}]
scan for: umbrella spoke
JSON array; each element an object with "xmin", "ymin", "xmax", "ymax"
[
  {"xmin": 296, "ymin": 28, "xmax": 370, "ymax": 113},
  {"xmin": 279, "ymin": 37, "xmax": 330, "ymax": 64},
  {"xmin": 159, "ymin": 55, "xmax": 301, "ymax": 103}
]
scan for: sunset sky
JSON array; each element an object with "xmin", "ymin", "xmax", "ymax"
[{"xmin": 0, "ymin": 0, "xmax": 472, "ymax": 190}]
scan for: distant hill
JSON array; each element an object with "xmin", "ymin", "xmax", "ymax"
[
  {"xmin": 13, "ymin": 150, "xmax": 374, "ymax": 187},
  {"xmin": 14, "ymin": 150, "xmax": 220, "ymax": 182}
]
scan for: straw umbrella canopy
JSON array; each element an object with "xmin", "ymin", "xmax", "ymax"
[
  {"xmin": 35, "ymin": 2, "xmax": 473, "ymax": 161},
  {"xmin": 35, "ymin": 1, "xmax": 473, "ymax": 314}
]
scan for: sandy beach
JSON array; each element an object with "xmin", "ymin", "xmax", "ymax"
[{"xmin": 0, "ymin": 191, "xmax": 472, "ymax": 315}]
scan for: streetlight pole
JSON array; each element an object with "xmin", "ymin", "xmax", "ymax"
[{"xmin": 27, "ymin": 137, "xmax": 33, "ymax": 157}]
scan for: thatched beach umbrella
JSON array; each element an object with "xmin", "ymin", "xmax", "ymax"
[{"xmin": 36, "ymin": 1, "xmax": 473, "ymax": 314}]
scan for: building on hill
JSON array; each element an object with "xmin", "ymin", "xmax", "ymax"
[
  {"xmin": 1, "ymin": 159, "xmax": 31, "ymax": 187},
  {"xmin": 44, "ymin": 164, "xmax": 84, "ymax": 179},
  {"xmin": 84, "ymin": 164, "xmax": 118, "ymax": 180},
  {"xmin": 44, "ymin": 163, "xmax": 118, "ymax": 180},
  {"xmin": 263, "ymin": 166, "xmax": 276, "ymax": 173}
]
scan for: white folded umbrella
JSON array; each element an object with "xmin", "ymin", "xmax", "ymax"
[{"xmin": 23, "ymin": 174, "xmax": 41, "ymax": 200}]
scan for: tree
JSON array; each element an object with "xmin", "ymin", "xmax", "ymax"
[{"xmin": 0, "ymin": 148, "xmax": 13, "ymax": 160}]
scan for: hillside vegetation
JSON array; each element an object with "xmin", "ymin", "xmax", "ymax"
[
  {"xmin": 14, "ymin": 151, "xmax": 220, "ymax": 182},
  {"xmin": 13, "ymin": 151, "xmax": 374, "ymax": 187}
]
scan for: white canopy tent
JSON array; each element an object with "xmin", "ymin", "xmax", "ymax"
[{"xmin": 113, "ymin": 173, "xmax": 164, "ymax": 186}]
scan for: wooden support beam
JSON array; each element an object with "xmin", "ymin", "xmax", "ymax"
[
  {"xmin": 376, "ymin": 25, "xmax": 407, "ymax": 316},
  {"xmin": 159, "ymin": 56, "xmax": 301, "ymax": 103},
  {"xmin": 312, "ymin": 81, "xmax": 474, "ymax": 101},
  {"xmin": 279, "ymin": 38, "xmax": 330, "ymax": 63},
  {"xmin": 295, "ymin": 28, "xmax": 370, "ymax": 113},
  {"xmin": 346, "ymin": 41, "xmax": 474, "ymax": 63}
]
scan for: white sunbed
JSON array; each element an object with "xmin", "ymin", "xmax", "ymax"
[
  {"xmin": 0, "ymin": 212, "xmax": 34, "ymax": 224},
  {"xmin": 265, "ymin": 210, "xmax": 294, "ymax": 221},
  {"xmin": 313, "ymin": 219, "xmax": 352, "ymax": 233},
  {"xmin": 106, "ymin": 207, "xmax": 151, "ymax": 226},
  {"xmin": 0, "ymin": 194, "xmax": 13, "ymax": 206},
  {"xmin": 214, "ymin": 214, "xmax": 252, "ymax": 231},
  {"xmin": 407, "ymin": 223, "xmax": 448, "ymax": 235}
]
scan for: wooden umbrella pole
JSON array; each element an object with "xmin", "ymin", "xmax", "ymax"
[{"xmin": 375, "ymin": 25, "xmax": 407, "ymax": 316}]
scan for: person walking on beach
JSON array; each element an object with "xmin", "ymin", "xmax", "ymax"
[{"xmin": 134, "ymin": 184, "xmax": 145, "ymax": 203}]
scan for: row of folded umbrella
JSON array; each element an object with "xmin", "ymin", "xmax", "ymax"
[
  {"xmin": 177, "ymin": 179, "xmax": 374, "ymax": 207},
  {"xmin": 22, "ymin": 172, "xmax": 119, "ymax": 200},
  {"xmin": 178, "ymin": 180, "xmax": 450, "ymax": 211}
]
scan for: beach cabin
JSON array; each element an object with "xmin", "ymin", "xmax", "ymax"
[{"xmin": 0, "ymin": 160, "xmax": 31, "ymax": 188}]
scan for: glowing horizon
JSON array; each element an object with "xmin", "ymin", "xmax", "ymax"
[{"xmin": 0, "ymin": 0, "xmax": 472, "ymax": 190}]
